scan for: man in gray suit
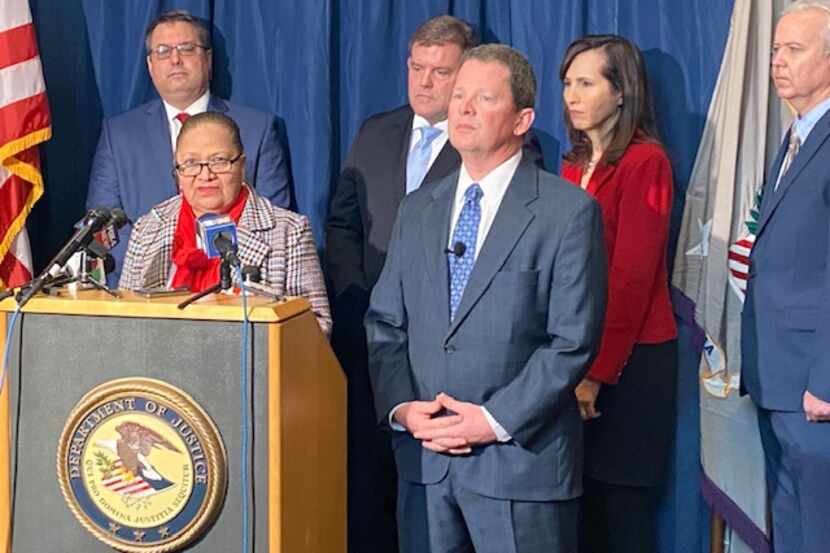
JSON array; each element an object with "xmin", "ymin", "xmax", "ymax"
[{"xmin": 366, "ymin": 44, "xmax": 607, "ymax": 552}]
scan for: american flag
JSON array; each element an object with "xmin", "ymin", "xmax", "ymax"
[
  {"xmin": 102, "ymin": 459, "xmax": 173, "ymax": 497},
  {"xmin": 0, "ymin": 0, "xmax": 51, "ymax": 290},
  {"xmin": 727, "ymin": 233, "xmax": 754, "ymax": 301}
]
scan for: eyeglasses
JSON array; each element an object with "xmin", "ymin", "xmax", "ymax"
[
  {"xmin": 174, "ymin": 153, "xmax": 243, "ymax": 177},
  {"xmin": 149, "ymin": 42, "xmax": 209, "ymax": 59}
]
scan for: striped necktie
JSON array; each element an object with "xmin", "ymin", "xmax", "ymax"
[{"xmin": 774, "ymin": 128, "xmax": 800, "ymax": 192}]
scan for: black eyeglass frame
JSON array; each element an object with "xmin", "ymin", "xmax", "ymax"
[
  {"xmin": 148, "ymin": 42, "xmax": 210, "ymax": 59},
  {"xmin": 173, "ymin": 153, "xmax": 244, "ymax": 178}
]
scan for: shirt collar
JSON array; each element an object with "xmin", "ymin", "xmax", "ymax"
[
  {"xmin": 163, "ymin": 90, "xmax": 211, "ymax": 122},
  {"xmin": 457, "ymin": 150, "xmax": 523, "ymax": 206},
  {"xmin": 793, "ymin": 95, "xmax": 830, "ymax": 143},
  {"xmin": 412, "ymin": 113, "xmax": 448, "ymax": 134}
]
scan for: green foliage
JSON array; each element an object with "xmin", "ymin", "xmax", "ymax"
[{"xmin": 94, "ymin": 450, "xmax": 117, "ymax": 479}]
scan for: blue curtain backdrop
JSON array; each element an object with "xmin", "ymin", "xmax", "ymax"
[{"xmin": 27, "ymin": 1, "xmax": 733, "ymax": 551}]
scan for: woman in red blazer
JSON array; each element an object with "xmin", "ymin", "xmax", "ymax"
[{"xmin": 559, "ymin": 35, "xmax": 678, "ymax": 553}]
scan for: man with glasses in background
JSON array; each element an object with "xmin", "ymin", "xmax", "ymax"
[{"xmin": 86, "ymin": 9, "xmax": 291, "ymax": 285}]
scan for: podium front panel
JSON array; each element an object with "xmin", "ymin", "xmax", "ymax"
[{"xmin": 6, "ymin": 312, "xmax": 271, "ymax": 552}]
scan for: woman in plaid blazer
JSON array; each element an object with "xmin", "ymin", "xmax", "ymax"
[{"xmin": 119, "ymin": 112, "xmax": 331, "ymax": 336}]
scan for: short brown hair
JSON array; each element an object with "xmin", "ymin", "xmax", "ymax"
[
  {"xmin": 145, "ymin": 10, "xmax": 212, "ymax": 54},
  {"xmin": 408, "ymin": 15, "xmax": 476, "ymax": 52},
  {"xmin": 460, "ymin": 44, "xmax": 537, "ymax": 110},
  {"xmin": 560, "ymin": 35, "xmax": 660, "ymax": 166},
  {"xmin": 176, "ymin": 112, "xmax": 243, "ymax": 155}
]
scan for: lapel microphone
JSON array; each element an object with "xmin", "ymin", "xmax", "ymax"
[{"xmin": 444, "ymin": 241, "xmax": 466, "ymax": 258}]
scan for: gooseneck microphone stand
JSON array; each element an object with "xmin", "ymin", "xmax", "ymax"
[
  {"xmin": 176, "ymin": 258, "xmax": 233, "ymax": 310},
  {"xmin": 12, "ymin": 208, "xmax": 128, "ymax": 309}
]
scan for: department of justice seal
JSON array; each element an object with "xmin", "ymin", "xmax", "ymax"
[{"xmin": 57, "ymin": 378, "xmax": 227, "ymax": 552}]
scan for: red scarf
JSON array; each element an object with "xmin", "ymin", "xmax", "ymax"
[{"xmin": 171, "ymin": 187, "xmax": 249, "ymax": 292}]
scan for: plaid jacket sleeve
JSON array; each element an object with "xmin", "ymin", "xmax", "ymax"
[{"xmin": 283, "ymin": 216, "xmax": 332, "ymax": 337}]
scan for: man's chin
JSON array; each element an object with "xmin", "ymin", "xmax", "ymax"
[{"xmin": 160, "ymin": 89, "xmax": 203, "ymax": 107}]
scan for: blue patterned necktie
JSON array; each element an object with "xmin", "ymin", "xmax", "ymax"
[
  {"xmin": 406, "ymin": 126, "xmax": 442, "ymax": 194},
  {"xmin": 448, "ymin": 183, "xmax": 483, "ymax": 320}
]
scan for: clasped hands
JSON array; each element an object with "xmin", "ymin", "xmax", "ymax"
[{"xmin": 395, "ymin": 392, "xmax": 497, "ymax": 455}]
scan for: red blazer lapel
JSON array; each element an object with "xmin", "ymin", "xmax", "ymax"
[{"xmin": 586, "ymin": 162, "xmax": 616, "ymax": 196}]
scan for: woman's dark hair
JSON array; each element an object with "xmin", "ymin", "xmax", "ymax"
[
  {"xmin": 177, "ymin": 112, "xmax": 243, "ymax": 154},
  {"xmin": 559, "ymin": 35, "xmax": 660, "ymax": 166}
]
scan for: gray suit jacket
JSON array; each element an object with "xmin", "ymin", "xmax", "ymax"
[{"xmin": 365, "ymin": 159, "xmax": 607, "ymax": 501}]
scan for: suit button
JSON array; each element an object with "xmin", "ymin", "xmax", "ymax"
[{"xmin": 444, "ymin": 345, "xmax": 455, "ymax": 353}]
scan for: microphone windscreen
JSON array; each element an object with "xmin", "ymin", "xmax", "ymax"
[
  {"xmin": 109, "ymin": 208, "xmax": 129, "ymax": 229},
  {"xmin": 198, "ymin": 215, "xmax": 237, "ymax": 258}
]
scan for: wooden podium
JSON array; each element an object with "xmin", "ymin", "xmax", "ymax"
[{"xmin": 0, "ymin": 290, "xmax": 345, "ymax": 552}]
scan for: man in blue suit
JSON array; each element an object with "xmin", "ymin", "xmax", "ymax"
[
  {"xmin": 86, "ymin": 10, "xmax": 291, "ymax": 284},
  {"xmin": 742, "ymin": 2, "xmax": 830, "ymax": 552},
  {"xmin": 366, "ymin": 44, "xmax": 606, "ymax": 552}
]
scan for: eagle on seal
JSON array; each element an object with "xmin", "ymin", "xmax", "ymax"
[{"xmin": 115, "ymin": 421, "xmax": 182, "ymax": 487}]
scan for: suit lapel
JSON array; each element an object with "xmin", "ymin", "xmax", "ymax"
[
  {"xmin": 392, "ymin": 111, "xmax": 415, "ymax": 204},
  {"xmin": 146, "ymin": 100, "xmax": 177, "ymax": 196},
  {"xmin": 237, "ymin": 189, "xmax": 274, "ymax": 269},
  {"xmin": 237, "ymin": 229, "xmax": 270, "ymax": 269},
  {"xmin": 421, "ymin": 173, "xmax": 457, "ymax": 321},
  {"xmin": 423, "ymin": 141, "xmax": 461, "ymax": 187},
  {"xmin": 207, "ymin": 95, "xmax": 229, "ymax": 113},
  {"xmin": 756, "ymin": 136, "xmax": 789, "ymax": 235},
  {"xmin": 446, "ymin": 162, "xmax": 537, "ymax": 340},
  {"xmin": 586, "ymin": 162, "xmax": 615, "ymax": 196},
  {"xmin": 758, "ymin": 112, "xmax": 830, "ymax": 235}
]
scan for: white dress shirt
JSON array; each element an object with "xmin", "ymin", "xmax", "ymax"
[
  {"xmin": 163, "ymin": 90, "xmax": 210, "ymax": 152},
  {"xmin": 447, "ymin": 150, "xmax": 522, "ymax": 256},
  {"xmin": 390, "ymin": 150, "xmax": 524, "ymax": 443}
]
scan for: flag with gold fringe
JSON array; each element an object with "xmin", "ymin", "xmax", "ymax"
[
  {"xmin": 671, "ymin": 0, "xmax": 791, "ymax": 551},
  {"xmin": 0, "ymin": 0, "xmax": 51, "ymax": 290}
]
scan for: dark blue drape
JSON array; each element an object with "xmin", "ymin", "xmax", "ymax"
[{"xmin": 28, "ymin": 2, "xmax": 734, "ymax": 551}]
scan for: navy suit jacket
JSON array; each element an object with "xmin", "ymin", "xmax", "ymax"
[
  {"xmin": 326, "ymin": 106, "xmax": 463, "ymax": 303},
  {"xmin": 86, "ymin": 95, "xmax": 291, "ymax": 284},
  {"xmin": 365, "ymin": 158, "xmax": 607, "ymax": 501},
  {"xmin": 742, "ymin": 109, "xmax": 830, "ymax": 411}
]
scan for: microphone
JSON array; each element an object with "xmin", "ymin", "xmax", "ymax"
[
  {"xmin": 213, "ymin": 230, "xmax": 241, "ymax": 268},
  {"xmin": 45, "ymin": 208, "xmax": 111, "ymax": 277},
  {"xmin": 17, "ymin": 208, "xmax": 126, "ymax": 307},
  {"xmin": 197, "ymin": 214, "xmax": 236, "ymax": 258},
  {"xmin": 444, "ymin": 241, "xmax": 467, "ymax": 258},
  {"xmin": 91, "ymin": 207, "xmax": 128, "ymax": 253},
  {"xmin": 83, "ymin": 208, "xmax": 128, "ymax": 261}
]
